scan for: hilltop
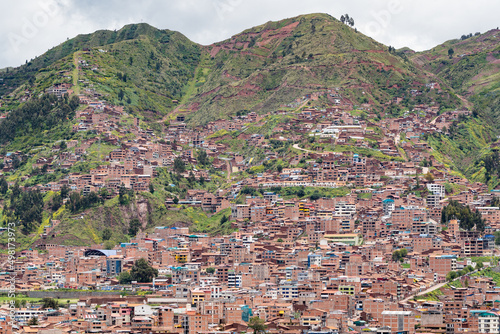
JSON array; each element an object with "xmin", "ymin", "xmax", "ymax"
[
  {"xmin": 0, "ymin": 23, "xmax": 201, "ymax": 118},
  {"xmin": 182, "ymin": 13, "xmax": 458, "ymax": 124}
]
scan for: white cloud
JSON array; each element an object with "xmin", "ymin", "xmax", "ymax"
[{"xmin": 0, "ymin": 0, "xmax": 499, "ymax": 67}]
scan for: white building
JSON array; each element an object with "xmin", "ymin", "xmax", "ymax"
[
  {"xmin": 334, "ymin": 202, "xmax": 356, "ymax": 217},
  {"xmin": 134, "ymin": 304, "xmax": 153, "ymax": 316},
  {"xmin": 13, "ymin": 309, "xmax": 47, "ymax": 324},
  {"xmin": 227, "ymin": 272, "xmax": 242, "ymax": 288},
  {"xmin": 477, "ymin": 311, "xmax": 499, "ymax": 333},
  {"xmin": 427, "ymin": 184, "xmax": 445, "ymax": 197}
]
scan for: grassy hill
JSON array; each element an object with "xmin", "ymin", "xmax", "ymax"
[
  {"xmin": 1, "ymin": 14, "xmax": 462, "ymax": 122},
  {"xmin": 411, "ymin": 29, "xmax": 500, "ymax": 95},
  {"xmin": 182, "ymin": 13, "xmax": 458, "ymax": 124},
  {"xmin": 0, "ymin": 23, "xmax": 201, "ymax": 118},
  {"xmin": 410, "ymin": 29, "xmax": 500, "ymax": 187}
]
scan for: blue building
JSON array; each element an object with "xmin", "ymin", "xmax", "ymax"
[{"xmin": 106, "ymin": 258, "xmax": 122, "ymax": 275}]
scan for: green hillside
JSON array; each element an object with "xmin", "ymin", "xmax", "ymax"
[
  {"xmin": 0, "ymin": 14, "xmax": 499, "ymax": 248},
  {"xmin": 0, "ymin": 23, "xmax": 201, "ymax": 117},
  {"xmin": 410, "ymin": 29, "xmax": 500, "ymax": 186},
  {"xmin": 183, "ymin": 13, "xmax": 458, "ymax": 124},
  {"xmin": 411, "ymin": 29, "xmax": 500, "ymax": 95},
  {"xmin": 1, "ymin": 14, "xmax": 462, "ymax": 121}
]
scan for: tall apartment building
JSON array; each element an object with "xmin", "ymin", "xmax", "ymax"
[
  {"xmin": 429, "ymin": 255, "xmax": 457, "ymax": 277},
  {"xmin": 381, "ymin": 311, "xmax": 415, "ymax": 334}
]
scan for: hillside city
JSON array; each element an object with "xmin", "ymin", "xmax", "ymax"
[{"xmin": 0, "ymin": 12, "xmax": 499, "ymax": 334}]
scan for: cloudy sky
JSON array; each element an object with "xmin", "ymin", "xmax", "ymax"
[{"xmin": 1, "ymin": 0, "xmax": 499, "ymax": 68}]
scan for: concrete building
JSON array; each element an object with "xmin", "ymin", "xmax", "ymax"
[
  {"xmin": 381, "ymin": 310, "xmax": 415, "ymax": 334},
  {"xmin": 427, "ymin": 183, "xmax": 445, "ymax": 197},
  {"xmin": 429, "ymin": 255, "xmax": 457, "ymax": 277}
]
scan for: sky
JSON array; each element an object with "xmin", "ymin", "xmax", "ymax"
[{"xmin": 1, "ymin": 0, "xmax": 499, "ymax": 68}]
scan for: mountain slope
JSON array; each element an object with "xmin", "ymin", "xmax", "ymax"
[
  {"xmin": 182, "ymin": 13, "xmax": 459, "ymax": 124},
  {"xmin": 0, "ymin": 14, "xmax": 499, "ymax": 248},
  {"xmin": 410, "ymin": 30, "xmax": 500, "ymax": 187},
  {"xmin": 1, "ymin": 14, "xmax": 463, "ymax": 123},
  {"xmin": 411, "ymin": 29, "xmax": 500, "ymax": 95},
  {"xmin": 1, "ymin": 23, "xmax": 202, "ymax": 117}
]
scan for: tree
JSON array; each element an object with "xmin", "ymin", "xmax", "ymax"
[
  {"xmin": 446, "ymin": 271, "xmax": 458, "ymax": 282},
  {"xmin": 392, "ymin": 249, "xmax": 407, "ymax": 262},
  {"xmin": 297, "ymin": 188, "xmax": 305, "ymax": 198},
  {"xmin": 28, "ymin": 317, "xmax": 39, "ymax": 326},
  {"xmin": 41, "ymin": 298, "xmax": 58, "ymax": 309},
  {"xmin": 173, "ymin": 196, "xmax": 179, "ymax": 204},
  {"xmin": 0, "ymin": 176, "xmax": 8, "ymax": 195},
  {"xmin": 10, "ymin": 189, "xmax": 44, "ymax": 233},
  {"xmin": 248, "ymin": 316, "xmax": 267, "ymax": 334},
  {"xmin": 340, "ymin": 14, "xmax": 354, "ymax": 27},
  {"xmin": 12, "ymin": 155, "xmax": 20, "ymax": 169},
  {"xmin": 448, "ymin": 48, "xmax": 454, "ymax": 58},
  {"xmin": 99, "ymin": 187, "xmax": 109, "ymax": 200},
  {"xmin": 118, "ymin": 89, "xmax": 124, "ymax": 101},
  {"xmin": 118, "ymin": 271, "xmax": 132, "ymax": 284},
  {"xmin": 197, "ymin": 150, "xmax": 209, "ymax": 166},
  {"xmin": 41, "ymin": 164, "xmax": 49, "ymax": 174},
  {"xmin": 128, "ymin": 218, "xmax": 141, "ymax": 237},
  {"xmin": 119, "ymin": 184, "xmax": 128, "ymax": 205},
  {"xmin": 149, "ymin": 183, "xmax": 155, "ymax": 194},
  {"xmin": 102, "ymin": 228, "xmax": 112, "ymax": 241},
  {"xmin": 206, "ymin": 267, "xmax": 216, "ymax": 274},
  {"xmin": 59, "ymin": 140, "xmax": 67, "ymax": 150},
  {"xmin": 104, "ymin": 240, "xmax": 114, "ymax": 250},
  {"xmin": 277, "ymin": 165, "xmax": 283, "ymax": 173},
  {"xmin": 187, "ymin": 171, "xmax": 196, "ymax": 185},
  {"xmin": 424, "ymin": 172, "xmax": 435, "ymax": 182},
  {"xmin": 173, "ymin": 157, "xmax": 185, "ymax": 174},
  {"xmin": 392, "ymin": 250, "xmax": 400, "ymax": 261},
  {"xmin": 60, "ymin": 184, "xmax": 70, "ymax": 198},
  {"xmin": 441, "ymin": 200, "xmax": 486, "ymax": 231},
  {"xmin": 51, "ymin": 193, "xmax": 63, "ymax": 211},
  {"xmin": 130, "ymin": 258, "xmax": 158, "ymax": 283},
  {"xmin": 310, "ymin": 192, "xmax": 320, "ymax": 201},
  {"xmin": 494, "ymin": 236, "xmax": 500, "ymax": 245},
  {"xmin": 220, "ymin": 214, "xmax": 228, "ymax": 225}
]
